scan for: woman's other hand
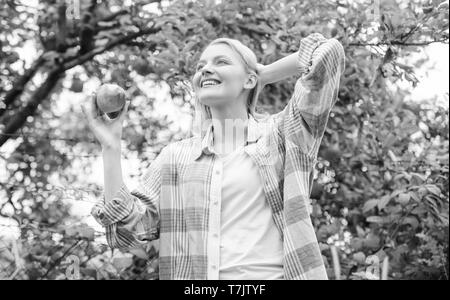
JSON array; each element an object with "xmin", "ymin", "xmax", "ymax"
[
  {"xmin": 81, "ymin": 92, "xmax": 129, "ymax": 151},
  {"xmin": 256, "ymin": 63, "xmax": 267, "ymax": 94}
]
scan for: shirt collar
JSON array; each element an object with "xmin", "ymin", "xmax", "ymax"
[{"xmin": 191, "ymin": 115, "xmax": 262, "ymax": 161}]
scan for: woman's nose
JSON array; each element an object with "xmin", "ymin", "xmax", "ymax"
[{"xmin": 200, "ymin": 64, "xmax": 213, "ymax": 76}]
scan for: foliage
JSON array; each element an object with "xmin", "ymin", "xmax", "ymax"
[{"xmin": 0, "ymin": 0, "xmax": 448, "ymax": 280}]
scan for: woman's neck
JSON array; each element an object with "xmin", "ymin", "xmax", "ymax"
[{"xmin": 209, "ymin": 105, "xmax": 249, "ymax": 155}]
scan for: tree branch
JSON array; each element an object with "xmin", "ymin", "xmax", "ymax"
[
  {"xmin": 40, "ymin": 239, "xmax": 82, "ymax": 279},
  {"xmin": 348, "ymin": 38, "xmax": 448, "ymax": 47},
  {"xmin": 0, "ymin": 68, "xmax": 64, "ymax": 147},
  {"xmin": 56, "ymin": 2, "xmax": 68, "ymax": 52},
  {"xmin": 97, "ymin": 0, "xmax": 161, "ymax": 22},
  {"xmin": 0, "ymin": 55, "xmax": 45, "ymax": 117},
  {"xmin": 0, "ymin": 183, "xmax": 21, "ymax": 225},
  {"xmin": 99, "ymin": 9, "xmax": 129, "ymax": 22},
  {"xmin": 0, "ymin": 0, "xmax": 162, "ymax": 121},
  {"xmin": 79, "ymin": 1, "xmax": 97, "ymax": 55},
  {"xmin": 0, "ymin": 25, "xmax": 162, "ymax": 148},
  {"xmin": 63, "ymin": 26, "xmax": 161, "ymax": 71}
]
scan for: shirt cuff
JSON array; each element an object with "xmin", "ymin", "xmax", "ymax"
[
  {"xmin": 91, "ymin": 184, "xmax": 135, "ymax": 226},
  {"xmin": 297, "ymin": 33, "xmax": 327, "ymax": 76}
]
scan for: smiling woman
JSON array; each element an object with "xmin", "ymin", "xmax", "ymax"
[
  {"xmin": 192, "ymin": 38, "xmax": 260, "ymax": 141},
  {"xmin": 84, "ymin": 32, "xmax": 345, "ymax": 280}
]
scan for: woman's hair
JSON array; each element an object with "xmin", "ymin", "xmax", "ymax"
[{"xmin": 191, "ymin": 38, "xmax": 263, "ymax": 138}]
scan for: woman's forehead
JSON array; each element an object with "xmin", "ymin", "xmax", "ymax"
[{"xmin": 198, "ymin": 43, "xmax": 239, "ymax": 62}]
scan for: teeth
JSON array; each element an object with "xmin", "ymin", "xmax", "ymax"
[{"xmin": 202, "ymin": 80, "xmax": 221, "ymax": 87}]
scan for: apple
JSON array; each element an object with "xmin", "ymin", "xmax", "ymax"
[
  {"xmin": 352, "ymin": 252, "xmax": 366, "ymax": 264},
  {"xmin": 96, "ymin": 84, "xmax": 127, "ymax": 119}
]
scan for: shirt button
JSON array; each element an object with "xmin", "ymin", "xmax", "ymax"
[
  {"xmin": 213, "ymin": 201, "xmax": 218, "ymax": 205},
  {"xmin": 211, "ymin": 265, "xmax": 217, "ymax": 270},
  {"xmin": 213, "ymin": 233, "xmax": 218, "ymax": 238},
  {"xmin": 215, "ymin": 170, "xmax": 220, "ymax": 175}
]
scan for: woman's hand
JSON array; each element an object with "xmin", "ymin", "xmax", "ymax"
[
  {"xmin": 301, "ymin": 40, "xmax": 341, "ymax": 91},
  {"xmin": 256, "ymin": 63, "xmax": 267, "ymax": 85},
  {"xmin": 81, "ymin": 92, "xmax": 129, "ymax": 151},
  {"xmin": 256, "ymin": 63, "xmax": 267, "ymax": 94}
]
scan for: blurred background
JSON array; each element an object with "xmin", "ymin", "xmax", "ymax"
[{"xmin": 0, "ymin": 0, "xmax": 448, "ymax": 280}]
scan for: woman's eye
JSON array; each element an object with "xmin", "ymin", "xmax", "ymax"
[{"xmin": 196, "ymin": 59, "xmax": 228, "ymax": 71}]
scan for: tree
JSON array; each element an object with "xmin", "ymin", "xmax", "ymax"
[{"xmin": 0, "ymin": 0, "xmax": 448, "ymax": 279}]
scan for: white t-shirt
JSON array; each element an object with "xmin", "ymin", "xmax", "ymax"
[{"xmin": 217, "ymin": 146, "xmax": 284, "ymax": 280}]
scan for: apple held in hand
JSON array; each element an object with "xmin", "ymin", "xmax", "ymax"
[{"xmin": 96, "ymin": 84, "xmax": 127, "ymax": 119}]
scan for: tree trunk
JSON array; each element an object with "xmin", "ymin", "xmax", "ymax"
[{"xmin": 0, "ymin": 68, "xmax": 63, "ymax": 147}]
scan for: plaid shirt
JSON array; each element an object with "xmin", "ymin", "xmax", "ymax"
[{"xmin": 92, "ymin": 33, "xmax": 345, "ymax": 280}]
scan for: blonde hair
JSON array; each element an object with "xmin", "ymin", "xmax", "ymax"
[{"xmin": 191, "ymin": 38, "xmax": 263, "ymax": 138}]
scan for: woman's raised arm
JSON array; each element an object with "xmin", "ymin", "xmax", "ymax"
[
  {"xmin": 257, "ymin": 52, "xmax": 300, "ymax": 86},
  {"xmin": 83, "ymin": 92, "xmax": 162, "ymax": 250},
  {"xmin": 265, "ymin": 32, "xmax": 345, "ymax": 157}
]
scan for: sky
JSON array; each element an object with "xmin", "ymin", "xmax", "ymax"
[{"xmin": 401, "ymin": 43, "xmax": 449, "ymax": 107}]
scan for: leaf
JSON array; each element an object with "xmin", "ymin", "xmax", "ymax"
[
  {"xmin": 257, "ymin": 23, "xmax": 275, "ymax": 34},
  {"xmin": 356, "ymin": 225, "xmax": 366, "ymax": 238},
  {"xmin": 402, "ymin": 216, "xmax": 419, "ymax": 229},
  {"xmin": 42, "ymin": 51, "xmax": 59, "ymax": 62},
  {"xmin": 363, "ymin": 199, "xmax": 379, "ymax": 213},
  {"xmin": 112, "ymin": 257, "xmax": 133, "ymax": 271},
  {"xmin": 78, "ymin": 225, "xmax": 95, "ymax": 241},
  {"xmin": 353, "ymin": 252, "xmax": 366, "ymax": 264},
  {"xmin": 80, "ymin": 267, "xmax": 97, "ymax": 279},
  {"xmin": 95, "ymin": 38, "xmax": 109, "ymax": 48},
  {"xmin": 377, "ymin": 195, "xmax": 392, "ymax": 210},
  {"xmin": 383, "ymin": 134, "xmax": 396, "ymax": 148},
  {"xmin": 410, "ymin": 172, "xmax": 427, "ymax": 184},
  {"xmin": 393, "ymin": 172, "xmax": 411, "ymax": 182},
  {"xmin": 410, "ymin": 191, "xmax": 421, "ymax": 202},
  {"xmin": 364, "ymin": 233, "xmax": 381, "ymax": 250},
  {"xmin": 319, "ymin": 242, "xmax": 330, "ymax": 251},
  {"xmin": 129, "ymin": 247, "xmax": 149, "ymax": 260},
  {"xmin": 425, "ymin": 185, "xmax": 441, "ymax": 197},
  {"xmin": 350, "ymin": 271, "xmax": 370, "ymax": 280},
  {"xmin": 366, "ymin": 216, "xmax": 385, "ymax": 224},
  {"xmin": 387, "ymin": 149, "xmax": 398, "ymax": 162},
  {"xmin": 350, "ymin": 238, "xmax": 364, "ymax": 251},
  {"xmin": 65, "ymin": 226, "xmax": 78, "ymax": 237},
  {"xmin": 411, "ymin": 206, "xmax": 427, "ymax": 215},
  {"xmin": 390, "ymin": 189, "xmax": 403, "ymax": 198},
  {"xmin": 396, "ymin": 193, "xmax": 411, "ymax": 205},
  {"xmin": 65, "ymin": 224, "xmax": 95, "ymax": 240}
]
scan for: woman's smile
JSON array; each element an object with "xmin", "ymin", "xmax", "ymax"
[{"xmin": 201, "ymin": 78, "xmax": 222, "ymax": 88}]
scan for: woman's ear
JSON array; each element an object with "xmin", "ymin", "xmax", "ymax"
[{"xmin": 244, "ymin": 72, "xmax": 258, "ymax": 89}]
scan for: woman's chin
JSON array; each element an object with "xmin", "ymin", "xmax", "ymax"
[{"xmin": 198, "ymin": 95, "xmax": 227, "ymax": 107}]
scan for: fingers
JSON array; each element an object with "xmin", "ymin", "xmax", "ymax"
[
  {"xmin": 81, "ymin": 103, "xmax": 94, "ymax": 124},
  {"xmin": 93, "ymin": 123, "xmax": 118, "ymax": 149},
  {"xmin": 117, "ymin": 101, "xmax": 130, "ymax": 123},
  {"xmin": 81, "ymin": 111, "xmax": 116, "ymax": 147},
  {"xmin": 91, "ymin": 92, "xmax": 105, "ymax": 119},
  {"xmin": 81, "ymin": 94, "xmax": 106, "ymax": 140},
  {"xmin": 81, "ymin": 92, "xmax": 122, "ymax": 149},
  {"xmin": 82, "ymin": 94, "xmax": 94, "ymax": 119},
  {"xmin": 82, "ymin": 93, "xmax": 106, "ymax": 122}
]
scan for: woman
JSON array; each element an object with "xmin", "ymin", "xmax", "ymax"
[{"xmin": 83, "ymin": 32, "xmax": 345, "ymax": 280}]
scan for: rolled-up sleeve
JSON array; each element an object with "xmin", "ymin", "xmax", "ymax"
[
  {"xmin": 91, "ymin": 147, "xmax": 167, "ymax": 251},
  {"xmin": 275, "ymin": 33, "xmax": 345, "ymax": 157}
]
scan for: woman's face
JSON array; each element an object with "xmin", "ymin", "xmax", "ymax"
[{"xmin": 192, "ymin": 43, "xmax": 252, "ymax": 108}]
